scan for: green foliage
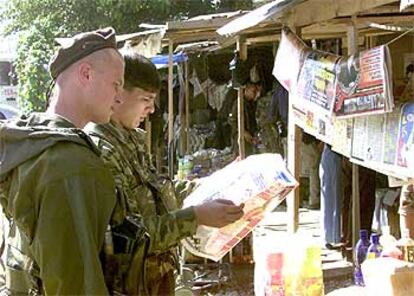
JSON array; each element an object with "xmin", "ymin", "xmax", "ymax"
[{"xmin": 1, "ymin": 0, "xmax": 252, "ymax": 112}]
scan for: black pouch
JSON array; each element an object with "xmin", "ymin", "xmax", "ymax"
[{"xmin": 112, "ymin": 216, "xmax": 148, "ymax": 254}]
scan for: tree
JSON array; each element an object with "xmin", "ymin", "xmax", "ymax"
[{"xmin": 1, "ymin": 0, "xmax": 251, "ymax": 112}]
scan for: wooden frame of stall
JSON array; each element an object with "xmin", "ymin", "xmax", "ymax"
[{"xmin": 215, "ymin": 0, "xmax": 414, "ymax": 250}]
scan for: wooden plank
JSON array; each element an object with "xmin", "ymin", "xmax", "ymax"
[
  {"xmin": 168, "ymin": 40, "xmax": 174, "ymax": 178},
  {"xmin": 185, "ymin": 60, "xmax": 190, "ymax": 154},
  {"xmin": 179, "ymin": 65, "xmax": 186, "ymax": 157},
  {"xmin": 347, "ymin": 17, "xmax": 361, "ymax": 255},
  {"xmin": 237, "ymin": 36, "xmax": 247, "ymax": 159},
  {"xmin": 288, "ymin": 0, "xmax": 397, "ymax": 28},
  {"xmin": 246, "ymin": 34, "xmax": 280, "ymax": 45},
  {"xmin": 167, "ymin": 16, "xmax": 238, "ymax": 32},
  {"xmin": 287, "ymin": 26, "xmax": 303, "ymax": 234},
  {"xmin": 168, "ymin": 31, "xmax": 220, "ymax": 44}
]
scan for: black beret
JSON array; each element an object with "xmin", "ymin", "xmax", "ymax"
[{"xmin": 49, "ymin": 27, "xmax": 117, "ymax": 79}]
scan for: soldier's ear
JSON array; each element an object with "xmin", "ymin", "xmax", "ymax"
[{"xmin": 77, "ymin": 61, "xmax": 93, "ymax": 85}]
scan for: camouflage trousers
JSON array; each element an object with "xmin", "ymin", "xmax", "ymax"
[{"xmin": 146, "ymin": 252, "xmax": 176, "ymax": 296}]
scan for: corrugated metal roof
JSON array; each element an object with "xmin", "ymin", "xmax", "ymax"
[{"xmin": 216, "ymin": 0, "xmax": 305, "ymax": 39}]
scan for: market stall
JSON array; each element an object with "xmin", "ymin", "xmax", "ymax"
[{"xmin": 215, "ymin": 0, "xmax": 414, "ymax": 294}]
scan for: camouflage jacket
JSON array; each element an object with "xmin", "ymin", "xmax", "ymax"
[
  {"xmin": 256, "ymin": 91, "xmax": 284, "ymax": 154},
  {"xmin": 0, "ymin": 113, "xmax": 115, "ymax": 295},
  {"xmin": 86, "ymin": 121, "xmax": 198, "ymax": 292}
]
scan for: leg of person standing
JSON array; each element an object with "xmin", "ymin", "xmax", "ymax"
[{"xmin": 320, "ymin": 144, "xmax": 342, "ymax": 245}]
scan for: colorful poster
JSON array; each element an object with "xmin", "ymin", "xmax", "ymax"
[
  {"xmin": 334, "ymin": 46, "xmax": 393, "ymax": 118},
  {"xmin": 296, "ymin": 51, "xmax": 341, "ymax": 114},
  {"xmin": 396, "ymin": 103, "xmax": 414, "ymax": 168}
]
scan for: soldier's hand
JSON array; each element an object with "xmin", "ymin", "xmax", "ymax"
[{"xmin": 194, "ymin": 199, "xmax": 244, "ymax": 228}]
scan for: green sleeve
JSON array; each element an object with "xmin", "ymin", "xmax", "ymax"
[
  {"xmin": 143, "ymin": 206, "xmax": 198, "ymax": 254},
  {"xmin": 97, "ymin": 139, "xmax": 198, "ymax": 254},
  {"xmin": 30, "ymin": 171, "xmax": 115, "ymax": 295}
]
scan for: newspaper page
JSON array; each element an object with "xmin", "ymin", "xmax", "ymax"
[
  {"xmin": 296, "ymin": 50, "xmax": 341, "ymax": 116},
  {"xmin": 334, "ymin": 46, "xmax": 394, "ymax": 118},
  {"xmin": 365, "ymin": 114, "xmax": 385, "ymax": 163},
  {"xmin": 351, "ymin": 116, "xmax": 368, "ymax": 161},
  {"xmin": 273, "ymin": 28, "xmax": 334, "ymax": 144},
  {"xmin": 383, "ymin": 108, "xmax": 401, "ymax": 165},
  {"xmin": 272, "ymin": 27, "xmax": 309, "ymax": 92},
  {"xmin": 291, "ymin": 105, "xmax": 333, "ymax": 144},
  {"xmin": 331, "ymin": 118, "xmax": 353, "ymax": 157},
  {"xmin": 182, "ymin": 154, "xmax": 298, "ymax": 261}
]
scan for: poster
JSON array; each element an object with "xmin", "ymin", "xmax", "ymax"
[
  {"xmin": 334, "ymin": 46, "xmax": 393, "ymax": 118},
  {"xmin": 296, "ymin": 51, "xmax": 341, "ymax": 114},
  {"xmin": 396, "ymin": 103, "xmax": 414, "ymax": 168}
]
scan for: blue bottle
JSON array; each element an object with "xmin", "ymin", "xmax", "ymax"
[
  {"xmin": 366, "ymin": 233, "xmax": 382, "ymax": 260},
  {"xmin": 354, "ymin": 229, "xmax": 370, "ymax": 286}
]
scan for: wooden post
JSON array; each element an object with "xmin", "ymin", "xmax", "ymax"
[
  {"xmin": 237, "ymin": 36, "xmax": 247, "ymax": 159},
  {"xmin": 168, "ymin": 40, "xmax": 174, "ymax": 178},
  {"xmin": 185, "ymin": 60, "xmax": 190, "ymax": 154},
  {"xmin": 287, "ymin": 27, "xmax": 303, "ymax": 234},
  {"xmin": 179, "ymin": 65, "xmax": 186, "ymax": 158},
  {"xmin": 347, "ymin": 16, "xmax": 361, "ymax": 252}
]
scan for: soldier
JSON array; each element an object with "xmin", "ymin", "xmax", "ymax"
[
  {"xmin": 255, "ymin": 90, "xmax": 284, "ymax": 155},
  {"xmin": 0, "ymin": 28, "xmax": 124, "ymax": 294},
  {"xmin": 85, "ymin": 51, "xmax": 244, "ymax": 295}
]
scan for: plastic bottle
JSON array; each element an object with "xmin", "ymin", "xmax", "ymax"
[
  {"xmin": 379, "ymin": 226, "xmax": 396, "ymax": 248},
  {"xmin": 379, "ymin": 226, "xmax": 401, "ymax": 259},
  {"xmin": 354, "ymin": 229, "xmax": 370, "ymax": 286},
  {"xmin": 396, "ymin": 228, "xmax": 414, "ymax": 262},
  {"xmin": 366, "ymin": 233, "xmax": 382, "ymax": 260},
  {"xmin": 301, "ymin": 246, "xmax": 324, "ymax": 296}
]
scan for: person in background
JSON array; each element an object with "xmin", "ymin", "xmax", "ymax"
[
  {"xmin": 229, "ymin": 81, "xmax": 262, "ymax": 156},
  {"xmin": 86, "ymin": 51, "xmax": 244, "ymax": 295},
  {"xmin": 0, "ymin": 27, "xmax": 124, "ymax": 295},
  {"xmin": 320, "ymin": 144, "xmax": 343, "ymax": 248}
]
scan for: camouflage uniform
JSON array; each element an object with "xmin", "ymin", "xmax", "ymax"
[
  {"xmin": 255, "ymin": 91, "xmax": 284, "ymax": 155},
  {"xmin": 0, "ymin": 113, "xmax": 115, "ymax": 295},
  {"xmin": 86, "ymin": 121, "xmax": 198, "ymax": 295}
]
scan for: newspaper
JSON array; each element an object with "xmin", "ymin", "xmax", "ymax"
[
  {"xmin": 273, "ymin": 28, "xmax": 394, "ymax": 122},
  {"xmin": 351, "ymin": 116, "xmax": 368, "ymax": 161},
  {"xmin": 272, "ymin": 27, "xmax": 309, "ymax": 93},
  {"xmin": 181, "ymin": 154, "xmax": 298, "ymax": 261},
  {"xmin": 273, "ymin": 28, "xmax": 335, "ymax": 143},
  {"xmin": 296, "ymin": 50, "xmax": 340, "ymax": 115},
  {"xmin": 345, "ymin": 103, "xmax": 414, "ymax": 179},
  {"xmin": 334, "ymin": 45, "xmax": 394, "ymax": 118},
  {"xmin": 331, "ymin": 118, "xmax": 352, "ymax": 157}
]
